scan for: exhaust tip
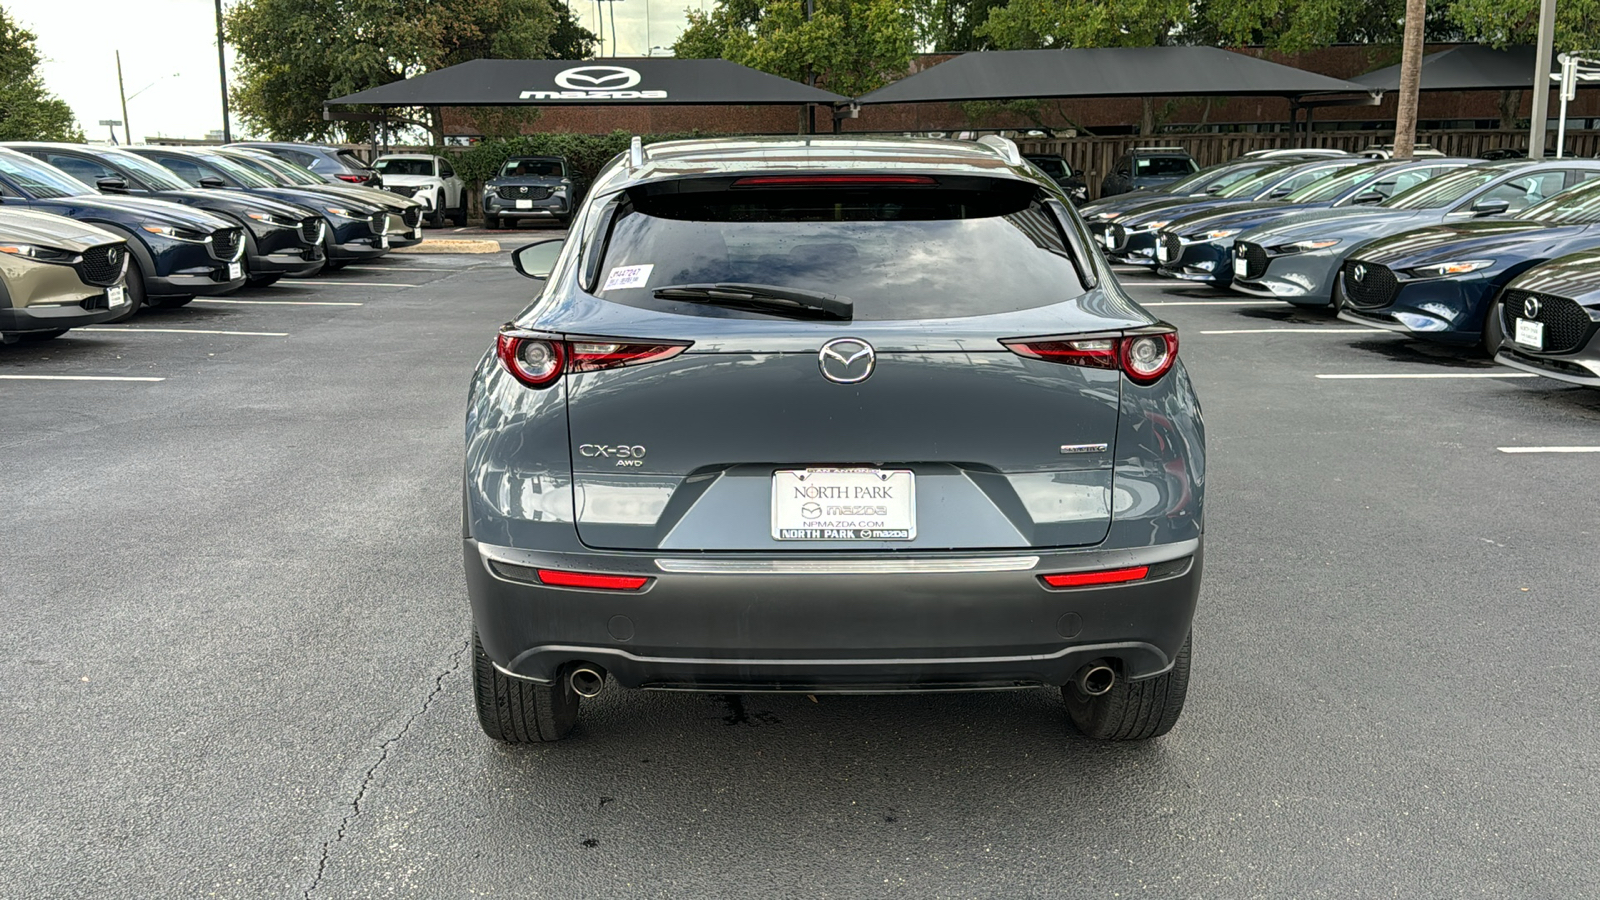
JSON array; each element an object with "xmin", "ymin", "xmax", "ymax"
[
  {"xmin": 569, "ymin": 665, "xmax": 606, "ymax": 698},
  {"xmin": 1077, "ymin": 663, "xmax": 1116, "ymax": 697}
]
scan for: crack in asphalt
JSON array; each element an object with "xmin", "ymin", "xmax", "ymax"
[{"xmin": 302, "ymin": 639, "xmax": 470, "ymax": 900}]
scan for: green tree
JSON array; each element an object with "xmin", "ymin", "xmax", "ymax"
[
  {"xmin": 1448, "ymin": 0, "xmax": 1600, "ymax": 51},
  {"xmin": 672, "ymin": 0, "xmax": 915, "ymax": 98},
  {"xmin": 0, "ymin": 6, "xmax": 83, "ymax": 142},
  {"xmin": 226, "ymin": 0, "xmax": 595, "ymax": 142},
  {"xmin": 911, "ymin": 0, "xmax": 1012, "ymax": 51}
]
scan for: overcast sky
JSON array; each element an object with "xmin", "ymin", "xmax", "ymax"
[{"xmin": 17, "ymin": 0, "xmax": 703, "ymax": 142}]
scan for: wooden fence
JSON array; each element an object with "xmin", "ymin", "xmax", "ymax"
[{"xmin": 1017, "ymin": 130, "xmax": 1600, "ymax": 200}]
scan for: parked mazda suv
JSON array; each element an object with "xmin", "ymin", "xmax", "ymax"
[
  {"xmin": 218, "ymin": 148, "xmax": 425, "ymax": 249},
  {"xmin": 482, "ymin": 156, "xmax": 585, "ymax": 229},
  {"xmin": 1493, "ymin": 249, "xmax": 1600, "ymax": 387},
  {"xmin": 1335, "ymin": 175, "xmax": 1600, "ymax": 348},
  {"xmin": 0, "ymin": 147, "xmax": 245, "ymax": 314},
  {"xmin": 1231, "ymin": 160, "xmax": 1600, "ymax": 306},
  {"xmin": 464, "ymin": 136, "xmax": 1205, "ymax": 744},
  {"xmin": 226, "ymin": 141, "xmax": 380, "ymax": 186},
  {"xmin": 126, "ymin": 146, "xmax": 390, "ymax": 270},
  {"xmin": 1153, "ymin": 158, "xmax": 1470, "ymax": 286},
  {"xmin": 0, "ymin": 209, "xmax": 130, "ymax": 342},
  {"xmin": 1099, "ymin": 147, "xmax": 1199, "ymax": 197},
  {"xmin": 372, "ymin": 153, "xmax": 467, "ymax": 226},
  {"xmin": 6, "ymin": 142, "xmax": 326, "ymax": 287}
]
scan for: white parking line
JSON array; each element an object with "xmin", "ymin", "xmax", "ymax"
[
  {"xmin": 81, "ymin": 327, "xmax": 288, "ymax": 337},
  {"xmin": 1201, "ymin": 327, "xmax": 1385, "ymax": 335},
  {"xmin": 287, "ymin": 280, "xmax": 413, "ymax": 287},
  {"xmin": 194, "ymin": 298, "xmax": 363, "ymax": 306},
  {"xmin": 1145, "ymin": 300, "xmax": 1282, "ymax": 307},
  {"xmin": 1316, "ymin": 373, "xmax": 1538, "ymax": 380},
  {"xmin": 1497, "ymin": 446, "xmax": 1600, "ymax": 453},
  {"xmin": 0, "ymin": 374, "xmax": 164, "ymax": 382}
]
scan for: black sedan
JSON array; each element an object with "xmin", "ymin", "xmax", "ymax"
[
  {"xmin": 6, "ymin": 143, "xmax": 326, "ymax": 287},
  {"xmin": 1493, "ymin": 249, "xmax": 1600, "ymax": 387},
  {"xmin": 1336, "ymin": 176, "xmax": 1600, "ymax": 349}
]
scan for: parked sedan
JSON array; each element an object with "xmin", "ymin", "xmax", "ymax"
[
  {"xmin": 0, "ymin": 148, "xmax": 245, "ymax": 313},
  {"xmin": 1231, "ymin": 160, "xmax": 1600, "ymax": 306},
  {"xmin": 466, "ymin": 136, "xmax": 1203, "ymax": 743},
  {"xmin": 218, "ymin": 148, "xmax": 425, "ymax": 248},
  {"xmin": 1079, "ymin": 158, "xmax": 1298, "ymax": 244},
  {"xmin": 226, "ymin": 141, "xmax": 380, "ymax": 186},
  {"xmin": 1493, "ymin": 249, "xmax": 1600, "ymax": 387},
  {"xmin": 1153, "ymin": 159, "xmax": 1470, "ymax": 286},
  {"xmin": 125, "ymin": 146, "xmax": 390, "ymax": 271},
  {"xmin": 481, "ymin": 156, "xmax": 585, "ymax": 229},
  {"xmin": 1023, "ymin": 154, "xmax": 1089, "ymax": 203},
  {"xmin": 0, "ymin": 209, "xmax": 130, "ymax": 342},
  {"xmin": 1099, "ymin": 147, "xmax": 1199, "ymax": 197},
  {"xmin": 1103, "ymin": 158, "xmax": 1363, "ymax": 267},
  {"xmin": 6, "ymin": 142, "xmax": 326, "ymax": 288},
  {"xmin": 372, "ymin": 154, "xmax": 467, "ymax": 226},
  {"xmin": 1334, "ymin": 176, "xmax": 1600, "ymax": 348}
]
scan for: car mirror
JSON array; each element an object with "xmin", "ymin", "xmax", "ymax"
[
  {"xmin": 512, "ymin": 239, "xmax": 565, "ymax": 280},
  {"xmin": 1351, "ymin": 190, "xmax": 1384, "ymax": 205},
  {"xmin": 197, "ymin": 175, "xmax": 227, "ymax": 189},
  {"xmin": 1471, "ymin": 197, "xmax": 1511, "ymax": 216},
  {"xmin": 1267, "ymin": 187, "xmax": 1293, "ymax": 199},
  {"xmin": 95, "ymin": 176, "xmax": 129, "ymax": 193}
]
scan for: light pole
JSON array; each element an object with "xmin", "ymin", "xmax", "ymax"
[
  {"xmin": 215, "ymin": 0, "xmax": 232, "ymax": 142},
  {"xmin": 1528, "ymin": 0, "xmax": 1557, "ymax": 157},
  {"xmin": 117, "ymin": 57, "xmax": 180, "ymax": 146}
]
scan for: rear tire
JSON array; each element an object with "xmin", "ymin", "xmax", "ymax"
[
  {"xmin": 472, "ymin": 629, "xmax": 580, "ymax": 743},
  {"xmin": 1064, "ymin": 632, "xmax": 1191, "ymax": 741},
  {"xmin": 427, "ymin": 193, "xmax": 446, "ymax": 227}
]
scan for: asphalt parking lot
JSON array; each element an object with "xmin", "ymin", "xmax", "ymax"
[{"xmin": 4, "ymin": 254, "xmax": 1598, "ymax": 898}]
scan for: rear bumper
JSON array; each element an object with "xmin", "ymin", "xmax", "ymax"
[{"xmin": 466, "ymin": 538, "xmax": 1202, "ymax": 691}]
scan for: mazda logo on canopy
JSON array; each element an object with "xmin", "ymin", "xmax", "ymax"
[{"xmin": 522, "ymin": 65, "xmax": 666, "ymax": 100}]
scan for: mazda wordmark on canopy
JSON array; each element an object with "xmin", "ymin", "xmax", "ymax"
[{"xmin": 463, "ymin": 136, "xmax": 1205, "ymax": 744}]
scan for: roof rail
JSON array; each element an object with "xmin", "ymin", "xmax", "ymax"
[
  {"xmin": 976, "ymin": 134, "xmax": 1023, "ymax": 166},
  {"xmin": 629, "ymin": 135, "xmax": 644, "ymax": 170}
]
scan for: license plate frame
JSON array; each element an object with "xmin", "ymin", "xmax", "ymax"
[
  {"xmin": 106, "ymin": 284, "xmax": 127, "ymax": 309},
  {"xmin": 1514, "ymin": 317, "xmax": 1545, "ymax": 349},
  {"xmin": 227, "ymin": 261, "xmax": 242, "ymax": 280},
  {"xmin": 1233, "ymin": 256, "xmax": 1247, "ymax": 277},
  {"xmin": 378, "ymin": 234, "xmax": 390, "ymax": 250},
  {"xmin": 771, "ymin": 468, "xmax": 916, "ymax": 541}
]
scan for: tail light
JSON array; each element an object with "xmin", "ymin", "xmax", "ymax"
[
  {"xmin": 336, "ymin": 173, "xmax": 367, "ymax": 183},
  {"xmin": 535, "ymin": 568, "xmax": 650, "ymax": 591},
  {"xmin": 1003, "ymin": 327, "xmax": 1178, "ymax": 385},
  {"xmin": 496, "ymin": 328, "xmax": 690, "ymax": 388},
  {"xmin": 1040, "ymin": 565, "xmax": 1149, "ymax": 588}
]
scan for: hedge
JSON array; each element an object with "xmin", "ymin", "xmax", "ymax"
[{"xmin": 450, "ymin": 131, "xmax": 718, "ymax": 184}]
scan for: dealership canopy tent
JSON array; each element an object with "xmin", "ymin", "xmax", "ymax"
[
  {"xmin": 1350, "ymin": 45, "xmax": 1550, "ymax": 91},
  {"xmin": 325, "ymin": 58, "xmax": 849, "ymax": 108},
  {"xmin": 852, "ymin": 46, "xmax": 1373, "ymax": 105}
]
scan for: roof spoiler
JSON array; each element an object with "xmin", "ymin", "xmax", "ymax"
[{"xmin": 977, "ymin": 134, "xmax": 1023, "ymax": 166}]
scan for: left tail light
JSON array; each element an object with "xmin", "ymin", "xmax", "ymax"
[
  {"xmin": 1002, "ymin": 327, "xmax": 1178, "ymax": 385},
  {"xmin": 496, "ymin": 328, "xmax": 690, "ymax": 388},
  {"xmin": 336, "ymin": 173, "xmax": 367, "ymax": 183}
]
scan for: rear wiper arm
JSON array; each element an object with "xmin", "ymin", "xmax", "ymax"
[{"xmin": 652, "ymin": 283, "xmax": 853, "ymax": 320}]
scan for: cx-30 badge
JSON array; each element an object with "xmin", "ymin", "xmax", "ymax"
[
  {"xmin": 1524, "ymin": 296, "xmax": 1542, "ymax": 319},
  {"xmin": 818, "ymin": 338, "xmax": 876, "ymax": 384}
]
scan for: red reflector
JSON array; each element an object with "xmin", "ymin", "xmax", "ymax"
[
  {"xmin": 1041, "ymin": 566, "xmax": 1150, "ymax": 588},
  {"xmin": 535, "ymin": 569, "xmax": 650, "ymax": 591},
  {"xmin": 732, "ymin": 175, "xmax": 938, "ymax": 187}
]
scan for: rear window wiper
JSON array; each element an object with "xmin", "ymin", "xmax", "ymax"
[{"xmin": 652, "ymin": 283, "xmax": 853, "ymax": 320}]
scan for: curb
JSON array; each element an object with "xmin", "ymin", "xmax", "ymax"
[{"xmin": 395, "ymin": 239, "xmax": 501, "ymax": 254}]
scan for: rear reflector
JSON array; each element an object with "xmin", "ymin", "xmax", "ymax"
[
  {"xmin": 732, "ymin": 175, "xmax": 938, "ymax": 187},
  {"xmin": 1040, "ymin": 566, "xmax": 1150, "ymax": 588},
  {"xmin": 535, "ymin": 568, "xmax": 650, "ymax": 591}
]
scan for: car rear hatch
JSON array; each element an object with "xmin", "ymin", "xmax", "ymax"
[{"xmin": 539, "ymin": 174, "xmax": 1156, "ymax": 552}]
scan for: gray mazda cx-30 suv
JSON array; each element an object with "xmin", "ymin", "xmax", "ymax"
[{"xmin": 464, "ymin": 136, "xmax": 1206, "ymax": 743}]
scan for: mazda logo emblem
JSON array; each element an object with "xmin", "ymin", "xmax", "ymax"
[
  {"xmin": 554, "ymin": 65, "xmax": 642, "ymax": 91},
  {"xmin": 818, "ymin": 337, "xmax": 875, "ymax": 384},
  {"xmin": 1524, "ymin": 296, "xmax": 1542, "ymax": 319},
  {"xmin": 1352, "ymin": 264, "xmax": 1367, "ymax": 282}
]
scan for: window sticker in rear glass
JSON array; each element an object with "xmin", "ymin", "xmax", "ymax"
[{"xmin": 602, "ymin": 264, "xmax": 653, "ymax": 291}]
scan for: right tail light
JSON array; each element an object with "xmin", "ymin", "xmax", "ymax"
[
  {"xmin": 1003, "ymin": 327, "xmax": 1178, "ymax": 385},
  {"xmin": 496, "ymin": 327, "xmax": 690, "ymax": 389}
]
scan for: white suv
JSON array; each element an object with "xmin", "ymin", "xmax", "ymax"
[{"xmin": 371, "ymin": 154, "xmax": 466, "ymax": 226}]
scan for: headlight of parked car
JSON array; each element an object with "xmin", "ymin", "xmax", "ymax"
[
  {"xmin": 1199, "ymin": 228, "xmax": 1241, "ymax": 242},
  {"xmin": 1405, "ymin": 259, "xmax": 1495, "ymax": 278},
  {"xmin": 245, "ymin": 211, "xmax": 291, "ymax": 228},
  {"xmin": 141, "ymin": 224, "xmax": 209, "ymax": 242},
  {"xmin": 0, "ymin": 242, "xmax": 76, "ymax": 262},
  {"xmin": 1270, "ymin": 238, "xmax": 1341, "ymax": 254},
  {"xmin": 324, "ymin": 207, "xmax": 362, "ymax": 219}
]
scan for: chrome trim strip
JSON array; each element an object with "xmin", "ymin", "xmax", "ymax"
[{"xmin": 653, "ymin": 556, "xmax": 1040, "ymax": 575}]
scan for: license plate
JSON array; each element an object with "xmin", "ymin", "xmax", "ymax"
[
  {"xmin": 227, "ymin": 262, "xmax": 242, "ymax": 280},
  {"xmin": 1157, "ymin": 244, "xmax": 1172, "ymax": 263},
  {"xmin": 771, "ymin": 468, "xmax": 915, "ymax": 541},
  {"xmin": 412, "ymin": 227, "xmax": 422, "ymax": 239},
  {"xmin": 378, "ymin": 235, "xmax": 389, "ymax": 249},
  {"xmin": 106, "ymin": 284, "xmax": 127, "ymax": 308},
  {"xmin": 515, "ymin": 199, "xmax": 533, "ymax": 209},
  {"xmin": 1514, "ymin": 317, "xmax": 1545, "ymax": 349},
  {"xmin": 1234, "ymin": 257, "xmax": 1247, "ymax": 277}
]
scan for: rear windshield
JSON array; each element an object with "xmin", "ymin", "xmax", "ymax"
[
  {"xmin": 502, "ymin": 159, "xmax": 565, "ymax": 178},
  {"xmin": 591, "ymin": 183, "xmax": 1087, "ymax": 321},
  {"xmin": 1026, "ymin": 156, "xmax": 1070, "ymax": 178},
  {"xmin": 1382, "ymin": 167, "xmax": 1498, "ymax": 209},
  {"xmin": 374, "ymin": 158, "xmax": 433, "ymax": 176},
  {"xmin": 1134, "ymin": 156, "xmax": 1197, "ymax": 177},
  {"xmin": 336, "ymin": 149, "xmax": 370, "ymax": 169}
]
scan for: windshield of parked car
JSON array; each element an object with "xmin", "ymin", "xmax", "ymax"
[
  {"xmin": 1518, "ymin": 179, "xmax": 1600, "ymax": 224},
  {"xmin": 1133, "ymin": 156, "xmax": 1197, "ymax": 178},
  {"xmin": 102, "ymin": 149, "xmax": 192, "ymax": 192},
  {"xmin": 192, "ymin": 152, "xmax": 277, "ymax": 188},
  {"xmin": 1026, "ymin": 157, "xmax": 1070, "ymax": 178},
  {"xmin": 374, "ymin": 158, "xmax": 434, "ymax": 177},
  {"xmin": 1381, "ymin": 167, "xmax": 1498, "ymax": 209},
  {"xmin": 501, "ymin": 159, "xmax": 564, "ymax": 178},
  {"xmin": 594, "ymin": 184, "xmax": 1086, "ymax": 321},
  {"xmin": 0, "ymin": 151, "xmax": 94, "ymax": 199},
  {"xmin": 1285, "ymin": 165, "xmax": 1385, "ymax": 203},
  {"xmin": 1215, "ymin": 164, "xmax": 1295, "ymax": 199}
]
